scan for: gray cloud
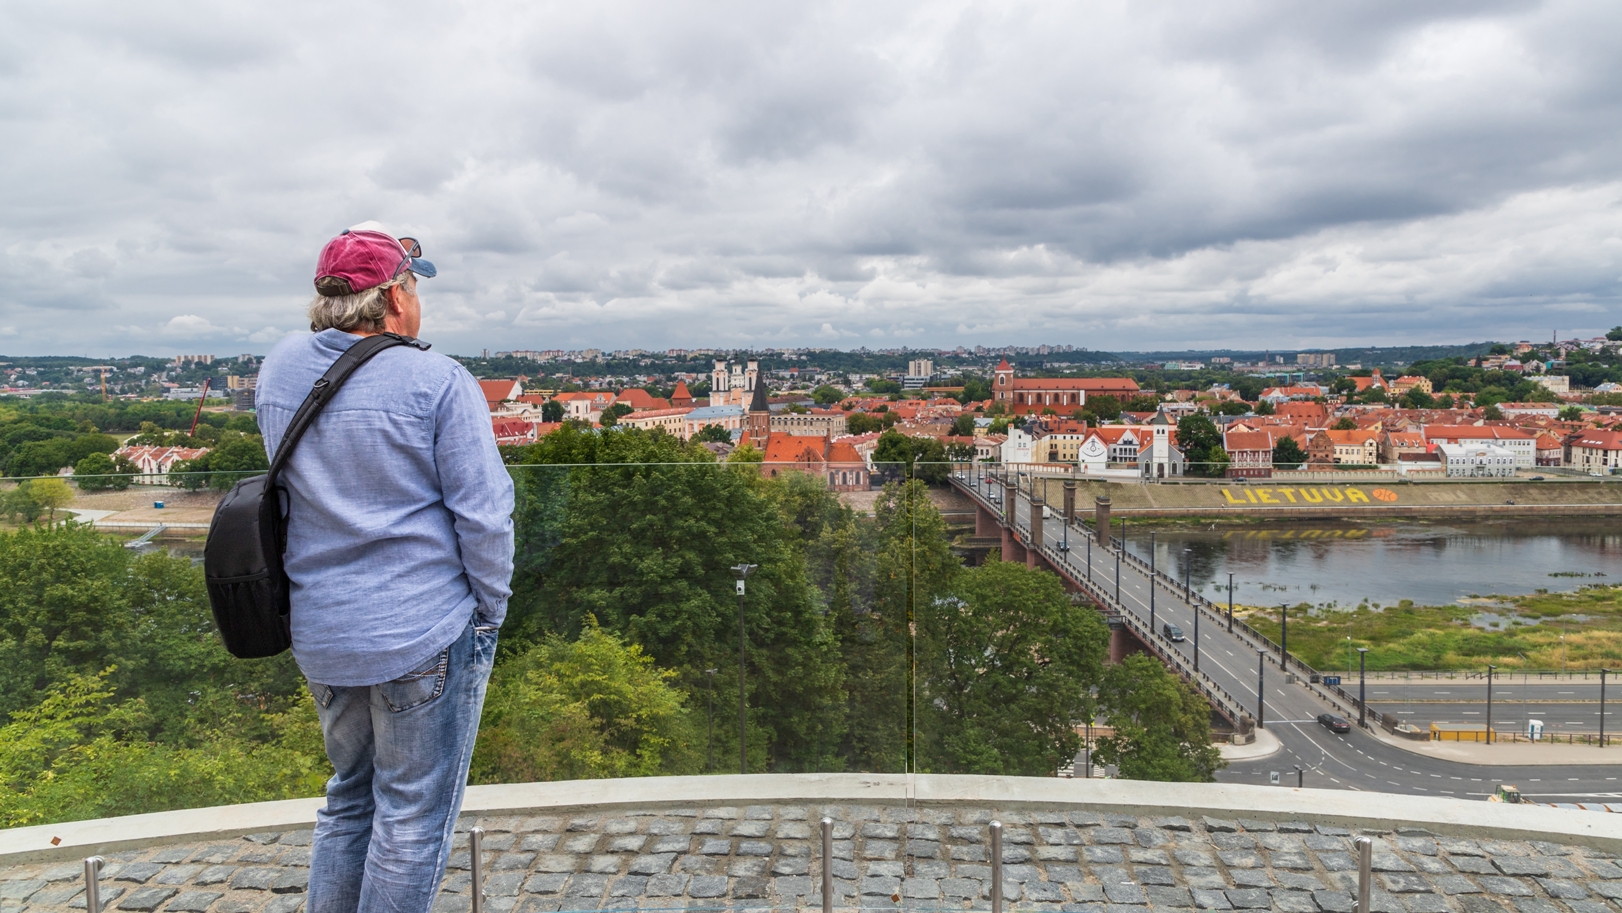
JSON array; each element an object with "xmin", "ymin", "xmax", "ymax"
[{"xmin": 0, "ymin": 0, "xmax": 1619, "ymax": 356}]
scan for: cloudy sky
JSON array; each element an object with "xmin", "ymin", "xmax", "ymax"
[{"xmin": 3, "ymin": 0, "xmax": 1620, "ymax": 356}]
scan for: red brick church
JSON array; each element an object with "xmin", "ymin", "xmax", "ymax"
[{"xmin": 992, "ymin": 359, "xmax": 1140, "ymax": 415}]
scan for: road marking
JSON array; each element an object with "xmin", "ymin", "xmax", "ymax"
[{"xmin": 1451, "ymin": 777, "xmax": 1462, "ymax": 780}]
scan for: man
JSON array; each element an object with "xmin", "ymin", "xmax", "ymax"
[{"xmin": 256, "ymin": 224, "xmax": 514, "ymax": 913}]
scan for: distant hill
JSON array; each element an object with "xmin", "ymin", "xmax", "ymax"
[{"xmin": 1115, "ymin": 343, "xmax": 1494, "ymax": 367}]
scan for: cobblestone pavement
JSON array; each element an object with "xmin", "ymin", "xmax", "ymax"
[{"xmin": 5, "ymin": 805, "xmax": 1622, "ymax": 913}]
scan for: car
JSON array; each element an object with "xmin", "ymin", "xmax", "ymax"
[
  {"xmin": 1529, "ymin": 476, "xmax": 1545, "ymax": 481},
  {"xmin": 1318, "ymin": 713, "xmax": 1351, "ymax": 733},
  {"xmin": 1162, "ymin": 623, "xmax": 1185, "ymax": 642}
]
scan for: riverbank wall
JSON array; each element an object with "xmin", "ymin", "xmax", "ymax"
[{"xmin": 1037, "ymin": 478, "xmax": 1622, "ymax": 520}]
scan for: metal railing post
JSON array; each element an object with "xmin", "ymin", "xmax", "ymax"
[
  {"xmin": 83, "ymin": 856, "xmax": 105, "ymax": 913},
  {"xmin": 990, "ymin": 821, "xmax": 1004, "ymax": 913},
  {"xmin": 1355, "ymin": 836, "xmax": 1372, "ymax": 913},
  {"xmin": 470, "ymin": 826, "xmax": 485, "ymax": 913},
  {"xmin": 821, "ymin": 817, "xmax": 833, "ymax": 913}
]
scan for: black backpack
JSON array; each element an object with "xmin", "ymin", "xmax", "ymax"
[{"xmin": 204, "ymin": 332, "xmax": 429, "ymax": 658}]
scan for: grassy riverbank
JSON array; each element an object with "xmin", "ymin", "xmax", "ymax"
[{"xmin": 1239, "ymin": 585, "xmax": 1622, "ymax": 672}]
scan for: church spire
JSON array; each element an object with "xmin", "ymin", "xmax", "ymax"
[{"xmin": 746, "ymin": 374, "xmax": 771, "ymax": 442}]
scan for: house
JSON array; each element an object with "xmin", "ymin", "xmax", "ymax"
[
  {"xmin": 1260, "ymin": 385, "xmax": 1325, "ymax": 404},
  {"xmin": 491, "ymin": 419, "xmax": 539, "ymax": 446},
  {"xmin": 1350, "ymin": 370, "xmax": 1387, "ymax": 394},
  {"xmin": 682, "ymin": 405, "xmax": 746, "ymax": 440},
  {"xmin": 1380, "ymin": 431, "xmax": 1429, "ymax": 464},
  {"xmin": 618, "ymin": 407, "xmax": 694, "ymax": 437},
  {"xmin": 1322, "ymin": 429, "xmax": 1380, "ymax": 465},
  {"xmin": 1423, "ymin": 425, "xmax": 1536, "ymax": 469},
  {"xmin": 115, "ymin": 445, "xmax": 210, "ymax": 484},
  {"xmin": 1569, "ymin": 430, "xmax": 1622, "ymax": 474},
  {"xmin": 991, "ymin": 359, "xmax": 1140, "ymax": 415},
  {"xmin": 1274, "ymin": 401, "xmax": 1330, "ymax": 427},
  {"xmin": 738, "ymin": 383, "xmax": 868, "ymax": 490},
  {"xmin": 1305, "ymin": 432, "xmax": 1337, "ymax": 467},
  {"xmin": 1437, "ymin": 443, "xmax": 1516, "ymax": 478},
  {"xmin": 477, "ymin": 379, "xmax": 524, "ymax": 412},
  {"xmin": 611, "ymin": 388, "xmax": 670, "ymax": 412},
  {"xmin": 1497, "ymin": 402, "xmax": 1561, "ymax": 419},
  {"xmin": 669, "ymin": 381, "xmax": 695, "ymax": 408},
  {"xmin": 1535, "ymin": 433, "xmax": 1565, "ymax": 468},
  {"xmin": 1390, "ymin": 375, "xmax": 1433, "ymax": 396},
  {"xmin": 1000, "ymin": 424, "xmax": 1092, "ymax": 465},
  {"xmin": 1222, "ymin": 429, "xmax": 1279, "ymax": 478}
]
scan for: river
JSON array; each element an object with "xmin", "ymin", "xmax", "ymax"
[{"xmin": 1119, "ymin": 519, "xmax": 1622, "ymax": 609}]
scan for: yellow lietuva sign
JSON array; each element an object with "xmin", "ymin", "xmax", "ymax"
[{"xmin": 1219, "ymin": 487, "xmax": 1399, "ymax": 505}]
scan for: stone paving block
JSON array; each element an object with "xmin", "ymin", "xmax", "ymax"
[
  {"xmin": 1182, "ymin": 867, "xmax": 1230, "ymax": 890},
  {"xmin": 1216, "ymin": 835, "xmax": 1260, "ymax": 851},
  {"xmin": 166, "ymin": 890, "xmax": 226, "ymax": 912},
  {"xmin": 560, "ymin": 835, "xmax": 598, "ymax": 854},
  {"xmin": 1456, "ymin": 898, "xmax": 1508, "ymax": 913},
  {"xmin": 1382, "ymin": 873, "xmax": 1436, "ymax": 893},
  {"xmin": 1039, "ymin": 845, "xmax": 1080, "ymax": 862},
  {"xmin": 1104, "ymin": 883, "xmax": 1147, "ymax": 905},
  {"xmin": 230, "ymin": 868, "xmax": 281, "ymax": 891},
  {"xmin": 1085, "ymin": 846, "xmax": 1125, "ymax": 864},
  {"xmin": 1531, "ymin": 842, "xmax": 1575, "ymax": 857},
  {"xmin": 1433, "ymin": 876, "xmax": 1481, "ymax": 894},
  {"xmin": 1314, "ymin": 891, "xmax": 1355, "ymax": 913},
  {"xmin": 1538, "ymin": 878, "xmax": 1591, "ymax": 899},
  {"xmin": 942, "ymin": 877, "xmax": 982, "ymax": 898},
  {"xmin": 563, "ymin": 873, "xmax": 609, "ymax": 897},
  {"xmin": 1274, "ymin": 852, "xmax": 1316, "ymax": 870},
  {"xmin": 726, "ymin": 858, "xmax": 768, "ymax": 877},
  {"xmin": 0, "ymin": 880, "xmax": 45, "ymax": 902},
  {"xmin": 1222, "ymin": 851, "xmax": 1266, "ymax": 869},
  {"xmin": 952, "ymin": 844, "xmax": 989, "ymax": 862},
  {"xmin": 1401, "ymin": 895, "xmax": 1452, "ymax": 913},
  {"xmin": 69, "ymin": 886, "xmax": 126, "ymax": 909},
  {"xmin": 1319, "ymin": 852, "xmax": 1358, "ymax": 872},
  {"xmin": 520, "ymin": 834, "xmax": 559, "ymax": 852},
  {"xmin": 1590, "ymin": 881, "xmax": 1622, "ymax": 900},
  {"xmin": 688, "ymin": 875, "xmax": 729, "ymax": 898},
  {"xmin": 1226, "ymin": 888, "xmax": 1272, "ymax": 909},
  {"xmin": 1231, "ymin": 869, "xmax": 1274, "ymax": 888},
  {"xmin": 1374, "ymin": 855, "xmax": 1419, "ymax": 873},
  {"xmin": 1567, "ymin": 902, "xmax": 1615, "ymax": 913},
  {"xmin": 1239, "ymin": 819, "xmax": 1277, "ymax": 833},
  {"xmin": 1513, "ymin": 900, "xmax": 1563, "ymax": 913},
  {"xmin": 732, "ymin": 875, "xmax": 769, "ymax": 898},
  {"xmin": 1137, "ymin": 866, "xmax": 1176, "ymax": 886},
  {"xmin": 1274, "ymin": 890, "xmax": 1321, "ymax": 913},
  {"xmin": 513, "ymin": 899, "xmax": 560, "ymax": 913},
  {"xmin": 1452, "ymin": 858, "xmax": 1498, "ymax": 875},
  {"xmin": 272, "ymin": 869, "xmax": 310, "ymax": 893},
  {"xmin": 1317, "ymin": 826, "xmax": 1354, "ymax": 837},
  {"xmin": 586, "ymin": 855, "xmax": 620, "ymax": 874},
  {"xmin": 1129, "ymin": 847, "xmax": 1171, "ymax": 866},
  {"xmin": 1585, "ymin": 861, "xmax": 1622, "ymax": 880},
  {"xmin": 1415, "ymin": 857, "xmax": 1455, "ymax": 875},
  {"xmin": 523, "ymin": 874, "xmax": 568, "ymax": 895},
  {"xmin": 1477, "ymin": 878, "xmax": 1535, "ymax": 897},
  {"xmin": 486, "ymin": 872, "xmax": 525, "ymax": 897},
  {"xmin": 533, "ymin": 855, "xmax": 577, "ymax": 874},
  {"xmin": 117, "ymin": 886, "xmax": 179, "ymax": 911},
  {"xmin": 1194, "ymin": 888, "xmax": 1236, "ymax": 910},
  {"xmin": 1205, "ymin": 817, "xmax": 1241, "ymax": 833},
  {"xmin": 1279, "ymin": 873, "xmax": 1326, "ymax": 893},
  {"xmin": 1094, "ymin": 828, "xmax": 1135, "ymax": 845},
  {"xmin": 1145, "ymin": 886, "xmax": 1194, "ymax": 907},
  {"xmin": 115, "ymin": 863, "xmax": 165, "ymax": 884}
]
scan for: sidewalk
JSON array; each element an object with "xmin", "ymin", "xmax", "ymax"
[
  {"xmin": 1367, "ymin": 724, "xmax": 1620, "ymax": 765},
  {"xmin": 1219, "ymin": 727, "xmax": 1281, "ymax": 762}
]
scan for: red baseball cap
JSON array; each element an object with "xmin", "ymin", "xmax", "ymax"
[{"xmin": 314, "ymin": 225, "xmax": 437, "ymax": 297}]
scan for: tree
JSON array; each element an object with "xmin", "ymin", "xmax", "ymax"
[
  {"xmin": 811, "ymin": 385, "xmax": 845, "ymax": 406},
  {"xmin": 1255, "ymin": 399, "xmax": 1275, "ymax": 416},
  {"xmin": 918, "ymin": 561, "xmax": 1107, "ymax": 775},
  {"xmin": 1608, "ymin": 327, "xmax": 1622, "ymax": 342},
  {"xmin": 1559, "ymin": 405, "xmax": 1584, "ymax": 422},
  {"xmin": 29, "ymin": 478, "xmax": 72, "ymax": 525},
  {"xmin": 727, "ymin": 444, "xmax": 764, "ymax": 463},
  {"xmin": 1272, "ymin": 436, "xmax": 1307, "ymax": 470},
  {"xmin": 845, "ymin": 413, "xmax": 882, "ymax": 435},
  {"xmin": 204, "ymin": 434, "xmax": 269, "ymax": 489},
  {"xmin": 1175, "ymin": 414, "xmax": 1224, "ymax": 477},
  {"xmin": 1399, "ymin": 388, "xmax": 1435, "ymax": 410},
  {"xmin": 0, "ymin": 485, "xmax": 42, "ymax": 524},
  {"xmin": 871, "ymin": 429, "xmax": 948, "ymax": 483},
  {"xmin": 1088, "ymin": 395, "xmax": 1122, "ymax": 421},
  {"xmin": 598, "ymin": 402, "xmax": 634, "ymax": 427},
  {"xmin": 1482, "ymin": 404, "xmax": 1505, "ymax": 421},
  {"xmin": 1093, "ymin": 654, "xmax": 1226, "ymax": 782},
  {"xmin": 694, "ymin": 424, "xmax": 733, "ymax": 443},
  {"xmin": 469, "ymin": 623, "xmax": 699, "ymax": 783},
  {"xmin": 864, "ymin": 377, "xmax": 901, "ymax": 395},
  {"xmin": 1332, "ymin": 417, "xmax": 1358, "ymax": 431},
  {"xmin": 950, "ymin": 414, "xmax": 976, "ymax": 437},
  {"xmin": 1214, "ymin": 401, "xmax": 1250, "ymax": 416},
  {"xmin": 74, "ymin": 453, "xmax": 119, "ymax": 491},
  {"xmin": 540, "ymin": 400, "xmax": 565, "ymax": 423}
]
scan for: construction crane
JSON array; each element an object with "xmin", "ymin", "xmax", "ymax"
[{"xmin": 188, "ymin": 378, "xmax": 211, "ymax": 437}]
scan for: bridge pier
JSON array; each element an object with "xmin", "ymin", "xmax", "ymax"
[
  {"xmin": 1095, "ymin": 495, "xmax": 1111, "ymax": 548},
  {"xmin": 975, "ymin": 504, "xmax": 998, "ymax": 538},
  {"xmin": 1001, "ymin": 527, "xmax": 1027, "ymax": 565},
  {"xmin": 1109, "ymin": 621, "xmax": 1148, "ymax": 664}
]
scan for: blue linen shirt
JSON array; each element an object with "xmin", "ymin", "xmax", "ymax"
[{"xmin": 256, "ymin": 329, "xmax": 515, "ymax": 687}]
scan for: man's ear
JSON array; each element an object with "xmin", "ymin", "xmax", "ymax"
[{"xmin": 384, "ymin": 282, "xmax": 406, "ymax": 314}]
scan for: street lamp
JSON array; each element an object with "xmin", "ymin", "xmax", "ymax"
[
  {"xmin": 704, "ymin": 668, "xmax": 717, "ymax": 772},
  {"xmin": 1114, "ymin": 549, "xmax": 1121, "ymax": 604},
  {"xmin": 1184, "ymin": 548, "xmax": 1192, "ymax": 602},
  {"xmin": 1280, "ymin": 604, "xmax": 1288, "ymax": 660},
  {"xmin": 1486, "ymin": 664, "xmax": 1496, "ymax": 745},
  {"xmin": 1357, "ymin": 648, "xmax": 1368, "ymax": 728},
  {"xmin": 1149, "ymin": 531, "xmax": 1157, "ymax": 633},
  {"xmin": 1602, "ymin": 669, "xmax": 1610, "ymax": 749},
  {"xmin": 732, "ymin": 563, "xmax": 758, "ymax": 774},
  {"xmin": 1227, "ymin": 573, "xmax": 1234, "ymax": 633},
  {"xmin": 1257, "ymin": 648, "xmax": 1267, "ymax": 729}
]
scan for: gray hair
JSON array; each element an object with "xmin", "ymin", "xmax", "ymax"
[{"xmin": 307, "ymin": 273, "xmax": 412, "ymax": 333}]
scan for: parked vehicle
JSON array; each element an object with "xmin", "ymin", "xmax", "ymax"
[
  {"xmin": 1317, "ymin": 713, "xmax": 1351, "ymax": 733},
  {"xmin": 1162, "ymin": 623, "xmax": 1185, "ymax": 642}
]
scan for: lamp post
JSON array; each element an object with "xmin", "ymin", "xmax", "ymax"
[
  {"xmin": 1227, "ymin": 573, "xmax": 1234, "ymax": 632},
  {"xmin": 1602, "ymin": 668, "xmax": 1609, "ymax": 748},
  {"xmin": 1257, "ymin": 648, "xmax": 1267, "ymax": 729},
  {"xmin": 1184, "ymin": 548, "xmax": 1192, "ymax": 602},
  {"xmin": 1114, "ymin": 550, "xmax": 1120, "ymax": 605},
  {"xmin": 1086, "ymin": 533, "xmax": 1092, "ymax": 582},
  {"xmin": 1486, "ymin": 664, "xmax": 1496, "ymax": 745},
  {"xmin": 1149, "ymin": 531, "xmax": 1157, "ymax": 633},
  {"xmin": 1280, "ymin": 604, "xmax": 1288, "ymax": 660},
  {"xmin": 1194, "ymin": 584, "xmax": 1201, "ymax": 674},
  {"xmin": 1357, "ymin": 648, "xmax": 1368, "ymax": 728},
  {"xmin": 704, "ymin": 668, "xmax": 717, "ymax": 772},
  {"xmin": 732, "ymin": 563, "xmax": 757, "ymax": 774}
]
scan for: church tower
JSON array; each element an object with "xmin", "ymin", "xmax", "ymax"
[
  {"xmin": 710, "ymin": 360, "xmax": 730, "ymax": 407},
  {"xmin": 746, "ymin": 374, "xmax": 771, "ymax": 442},
  {"xmin": 994, "ymin": 358, "xmax": 1014, "ymax": 406}
]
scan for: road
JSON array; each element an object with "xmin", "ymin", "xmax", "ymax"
[{"xmin": 952, "ymin": 469, "xmax": 1622, "ymax": 802}]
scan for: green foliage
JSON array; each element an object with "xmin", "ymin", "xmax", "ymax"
[
  {"xmin": 1094, "ymin": 654, "xmax": 1225, "ymax": 782},
  {"xmin": 470, "ymin": 623, "xmax": 699, "ymax": 783},
  {"xmin": 1255, "ymin": 399, "xmax": 1276, "ymax": 416},
  {"xmin": 918, "ymin": 561, "xmax": 1106, "ymax": 775},
  {"xmin": 1213, "ymin": 401, "xmax": 1250, "ymax": 416},
  {"xmin": 598, "ymin": 402, "xmax": 635, "ymax": 426},
  {"xmin": 1559, "ymin": 405, "xmax": 1585, "ymax": 422},
  {"xmin": 1609, "ymin": 327, "xmax": 1622, "ymax": 342},
  {"xmin": 1332, "ymin": 417, "xmax": 1358, "ymax": 431},
  {"xmin": 0, "ymin": 483, "xmax": 44, "ymax": 524},
  {"xmin": 1175, "ymin": 414, "xmax": 1224, "ymax": 477},
  {"xmin": 951, "ymin": 414, "xmax": 976, "ymax": 437},
  {"xmin": 864, "ymin": 377, "xmax": 902, "ymax": 395},
  {"xmin": 1482, "ymin": 404, "xmax": 1504, "ymax": 421},
  {"xmin": 29, "ymin": 478, "xmax": 73, "ymax": 523},
  {"xmin": 1400, "ymin": 388, "xmax": 1435, "ymax": 409},
  {"xmin": 74, "ymin": 452, "xmax": 135, "ymax": 491},
  {"xmin": 1272, "ymin": 436, "xmax": 1307, "ymax": 470},
  {"xmin": 694, "ymin": 423, "xmax": 733, "ymax": 443},
  {"xmin": 540, "ymin": 400, "xmax": 565, "ymax": 423},
  {"xmin": 871, "ymin": 429, "xmax": 949, "ymax": 483},
  {"xmin": 811, "ymin": 385, "xmax": 845, "ymax": 405},
  {"xmin": 168, "ymin": 432, "xmax": 268, "ymax": 490}
]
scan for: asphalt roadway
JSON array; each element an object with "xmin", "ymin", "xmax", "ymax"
[{"xmin": 957, "ymin": 471, "xmax": 1622, "ymax": 804}]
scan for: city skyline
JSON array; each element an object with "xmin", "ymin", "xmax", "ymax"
[{"xmin": 2, "ymin": 2, "xmax": 1620, "ymax": 355}]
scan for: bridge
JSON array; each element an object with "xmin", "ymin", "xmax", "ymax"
[{"xmin": 949, "ymin": 467, "xmax": 1622, "ymax": 799}]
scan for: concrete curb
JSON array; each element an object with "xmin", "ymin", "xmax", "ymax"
[
  {"xmin": 1218, "ymin": 727, "xmax": 1282, "ymax": 762},
  {"xmin": 6, "ymin": 772, "xmax": 1622, "ymax": 866}
]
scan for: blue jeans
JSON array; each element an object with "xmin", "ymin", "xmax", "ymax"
[{"xmin": 306, "ymin": 616, "xmax": 498, "ymax": 913}]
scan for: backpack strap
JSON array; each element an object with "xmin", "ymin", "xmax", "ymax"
[{"xmin": 267, "ymin": 332, "xmax": 430, "ymax": 486}]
